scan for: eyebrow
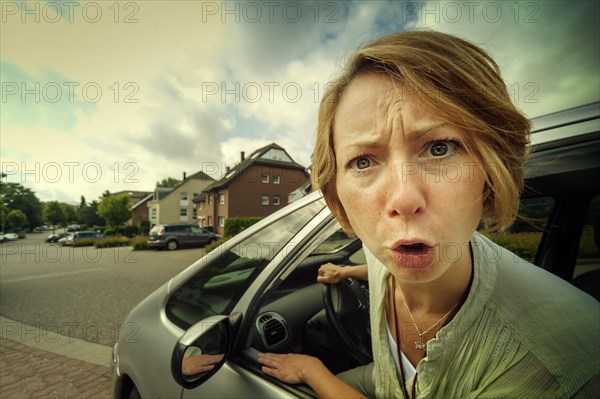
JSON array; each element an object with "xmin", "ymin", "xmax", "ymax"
[{"xmin": 342, "ymin": 122, "xmax": 449, "ymax": 149}]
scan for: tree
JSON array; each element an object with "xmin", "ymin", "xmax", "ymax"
[
  {"xmin": 44, "ymin": 201, "xmax": 66, "ymax": 231},
  {"xmin": 0, "ymin": 181, "xmax": 43, "ymax": 230},
  {"xmin": 7, "ymin": 209, "xmax": 27, "ymax": 231},
  {"xmin": 97, "ymin": 193, "xmax": 132, "ymax": 231},
  {"xmin": 61, "ymin": 203, "xmax": 78, "ymax": 225},
  {"xmin": 156, "ymin": 177, "xmax": 181, "ymax": 188}
]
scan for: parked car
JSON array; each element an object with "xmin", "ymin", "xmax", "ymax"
[
  {"xmin": 62, "ymin": 231, "xmax": 105, "ymax": 246},
  {"xmin": 0, "ymin": 232, "xmax": 19, "ymax": 241},
  {"xmin": 147, "ymin": 224, "xmax": 221, "ymax": 251},
  {"xmin": 112, "ymin": 103, "xmax": 600, "ymax": 399},
  {"xmin": 46, "ymin": 232, "xmax": 69, "ymax": 243},
  {"xmin": 66, "ymin": 224, "xmax": 81, "ymax": 233}
]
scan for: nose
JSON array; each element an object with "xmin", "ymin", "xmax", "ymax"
[{"xmin": 385, "ymin": 161, "xmax": 426, "ymax": 219}]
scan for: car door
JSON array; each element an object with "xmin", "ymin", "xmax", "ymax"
[
  {"xmin": 189, "ymin": 226, "xmax": 207, "ymax": 246},
  {"xmin": 167, "ymin": 196, "xmax": 330, "ymax": 398}
]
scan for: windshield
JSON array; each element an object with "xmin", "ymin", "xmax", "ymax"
[{"xmin": 166, "ymin": 199, "xmax": 326, "ymax": 329}]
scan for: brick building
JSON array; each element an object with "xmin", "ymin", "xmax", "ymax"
[{"xmin": 196, "ymin": 143, "xmax": 309, "ymax": 235}]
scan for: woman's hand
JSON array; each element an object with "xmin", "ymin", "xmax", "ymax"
[
  {"xmin": 318, "ymin": 263, "xmax": 368, "ymax": 284},
  {"xmin": 181, "ymin": 353, "xmax": 224, "ymax": 376},
  {"xmin": 257, "ymin": 352, "xmax": 324, "ymax": 385},
  {"xmin": 258, "ymin": 352, "xmax": 367, "ymax": 399},
  {"xmin": 317, "ymin": 263, "xmax": 346, "ymax": 284}
]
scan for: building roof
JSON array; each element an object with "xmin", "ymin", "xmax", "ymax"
[
  {"xmin": 156, "ymin": 170, "xmax": 215, "ymax": 201},
  {"xmin": 203, "ymin": 143, "xmax": 307, "ymax": 191},
  {"xmin": 131, "ymin": 193, "xmax": 154, "ymax": 210},
  {"xmin": 110, "ymin": 190, "xmax": 153, "ymax": 198}
]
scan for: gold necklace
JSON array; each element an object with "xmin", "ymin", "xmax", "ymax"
[{"xmin": 395, "ymin": 278, "xmax": 462, "ymax": 352}]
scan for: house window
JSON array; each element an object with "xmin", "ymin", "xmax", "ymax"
[
  {"xmin": 273, "ymin": 195, "xmax": 280, "ymax": 206},
  {"xmin": 192, "ymin": 208, "xmax": 197, "ymax": 220},
  {"xmin": 180, "ymin": 208, "xmax": 188, "ymax": 221},
  {"xmin": 207, "ymin": 216, "xmax": 212, "ymax": 226},
  {"xmin": 262, "ymin": 195, "xmax": 269, "ymax": 205},
  {"xmin": 273, "ymin": 175, "xmax": 281, "ymax": 184},
  {"xmin": 219, "ymin": 194, "xmax": 225, "ymax": 205},
  {"xmin": 208, "ymin": 195, "xmax": 213, "ymax": 205},
  {"xmin": 180, "ymin": 192, "xmax": 188, "ymax": 205},
  {"xmin": 218, "ymin": 216, "xmax": 225, "ymax": 227},
  {"xmin": 262, "ymin": 173, "xmax": 270, "ymax": 183}
]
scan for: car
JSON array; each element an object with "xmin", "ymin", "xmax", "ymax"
[
  {"xmin": 66, "ymin": 224, "xmax": 81, "ymax": 233},
  {"xmin": 46, "ymin": 232, "xmax": 69, "ymax": 243},
  {"xmin": 147, "ymin": 224, "xmax": 221, "ymax": 251},
  {"xmin": 62, "ymin": 231, "xmax": 105, "ymax": 246},
  {"xmin": 0, "ymin": 232, "xmax": 19, "ymax": 241},
  {"xmin": 112, "ymin": 102, "xmax": 600, "ymax": 399}
]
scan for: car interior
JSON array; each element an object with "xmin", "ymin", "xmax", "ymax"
[{"xmin": 164, "ymin": 113, "xmax": 599, "ymax": 397}]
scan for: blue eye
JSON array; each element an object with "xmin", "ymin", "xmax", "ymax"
[
  {"xmin": 425, "ymin": 140, "xmax": 460, "ymax": 159},
  {"xmin": 430, "ymin": 142, "xmax": 449, "ymax": 156},
  {"xmin": 355, "ymin": 157, "xmax": 371, "ymax": 169}
]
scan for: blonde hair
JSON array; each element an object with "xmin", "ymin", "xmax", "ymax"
[{"xmin": 313, "ymin": 30, "xmax": 531, "ymax": 233}]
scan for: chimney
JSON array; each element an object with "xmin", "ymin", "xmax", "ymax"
[
  {"xmin": 183, "ymin": 172, "xmax": 187, "ymax": 180},
  {"xmin": 240, "ymin": 151, "xmax": 245, "ymax": 162}
]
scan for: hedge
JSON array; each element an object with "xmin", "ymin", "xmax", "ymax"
[
  {"xmin": 484, "ymin": 232, "xmax": 542, "ymax": 263},
  {"xmin": 94, "ymin": 237, "xmax": 131, "ymax": 248},
  {"xmin": 224, "ymin": 217, "xmax": 263, "ymax": 237}
]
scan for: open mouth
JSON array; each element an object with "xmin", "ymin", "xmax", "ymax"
[
  {"xmin": 399, "ymin": 243, "xmax": 425, "ymax": 252},
  {"xmin": 392, "ymin": 242, "xmax": 435, "ymax": 269}
]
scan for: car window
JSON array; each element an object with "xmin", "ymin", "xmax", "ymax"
[
  {"xmin": 484, "ymin": 196, "xmax": 555, "ymax": 264},
  {"xmin": 165, "ymin": 200, "xmax": 325, "ymax": 329},
  {"xmin": 190, "ymin": 226, "xmax": 203, "ymax": 234},
  {"xmin": 574, "ymin": 195, "xmax": 600, "ymax": 278}
]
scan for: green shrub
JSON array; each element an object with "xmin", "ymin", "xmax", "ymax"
[
  {"xmin": 484, "ymin": 231, "xmax": 543, "ymax": 263},
  {"xmin": 130, "ymin": 236, "xmax": 148, "ymax": 250},
  {"xmin": 205, "ymin": 237, "xmax": 230, "ymax": 253},
  {"xmin": 578, "ymin": 226, "xmax": 599, "ymax": 258},
  {"xmin": 94, "ymin": 237, "xmax": 131, "ymax": 248},
  {"xmin": 104, "ymin": 228, "xmax": 115, "ymax": 236},
  {"xmin": 70, "ymin": 239, "xmax": 96, "ymax": 247},
  {"xmin": 123, "ymin": 225, "xmax": 139, "ymax": 238},
  {"xmin": 224, "ymin": 217, "xmax": 263, "ymax": 237},
  {"xmin": 139, "ymin": 220, "xmax": 151, "ymax": 236}
]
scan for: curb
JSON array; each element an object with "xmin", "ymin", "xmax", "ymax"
[{"xmin": 0, "ymin": 316, "xmax": 112, "ymax": 367}]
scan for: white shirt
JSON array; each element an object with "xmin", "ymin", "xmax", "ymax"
[{"xmin": 386, "ymin": 321, "xmax": 416, "ymax": 381}]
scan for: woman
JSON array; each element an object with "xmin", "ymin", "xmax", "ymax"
[{"xmin": 257, "ymin": 30, "xmax": 599, "ymax": 398}]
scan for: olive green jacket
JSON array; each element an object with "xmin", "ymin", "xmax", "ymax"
[{"xmin": 366, "ymin": 233, "xmax": 600, "ymax": 398}]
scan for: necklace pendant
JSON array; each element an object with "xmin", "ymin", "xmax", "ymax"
[{"xmin": 415, "ymin": 336, "xmax": 427, "ymax": 352}]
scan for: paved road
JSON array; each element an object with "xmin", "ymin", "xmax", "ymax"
[
  {"xmin": 0, "ymin": 233, "xmax": 207, "ymax": 397},
  {"xmin": 1, "ymin": 233, "xmax": 204, "ymax": 346}
]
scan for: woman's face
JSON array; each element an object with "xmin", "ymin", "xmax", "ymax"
[{"xmin": 333, "ymin": 73, "xmax": 486, "ymax": 283}]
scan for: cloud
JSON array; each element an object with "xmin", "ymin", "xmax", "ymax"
[
  {"xmin": 417, "ymin": 0, "xmax": 600, "ymax": 117},
  {"xmin": 1, "ymin": 0, "xmax": 598, "ymax": 204}
]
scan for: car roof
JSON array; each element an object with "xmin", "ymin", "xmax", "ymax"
[
  {"xmin": 530, "ymin": 102, "xmax": 599, "ymax": 151},
  {"xmin": 524, "ymin": 102, "xmax": 600, "ymax": 197}
]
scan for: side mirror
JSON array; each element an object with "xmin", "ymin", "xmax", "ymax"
[{"xmin": 171, "ymin": 314, "xmax": 239, "ymax": 389}]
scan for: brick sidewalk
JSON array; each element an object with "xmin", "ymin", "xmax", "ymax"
[{"xmin": 0, "ymin": 338, "xmax": 112, "ymax": 398}]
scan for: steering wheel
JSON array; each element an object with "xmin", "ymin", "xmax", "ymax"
[{"xmin": 323, "ymin": 278, "xmax": 373, "ymax": 364}]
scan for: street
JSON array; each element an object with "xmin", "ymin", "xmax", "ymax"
[{"xmin": 0, "ymin": 232, "xmax": 205, "ymax": 347}]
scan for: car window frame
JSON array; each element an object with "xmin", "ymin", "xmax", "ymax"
[{"xmin": 162, "ymin": 194, "xmax": 328, "ymax": 333}]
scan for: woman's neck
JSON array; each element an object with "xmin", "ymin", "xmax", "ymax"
[{"xmin": 394, "ymin": 248, "xmax": 473, "ymax": 315}]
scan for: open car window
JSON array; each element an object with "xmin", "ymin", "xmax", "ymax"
[{"xmin": 165, "ymin": 200, "xmax": 325, "ymax": 330}]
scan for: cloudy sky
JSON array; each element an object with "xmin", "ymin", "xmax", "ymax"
[{"xmin": 1, "ymin": 0, "xmax": 598, "ymax": 204}]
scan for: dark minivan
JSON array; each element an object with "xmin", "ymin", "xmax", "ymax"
[{"xmin": 147, "ymin": 224, "xmax": 221, "ymax": 250}]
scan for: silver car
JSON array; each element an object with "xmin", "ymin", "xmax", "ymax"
[{"xmin": 112, "ymin": 103, "xmax": 600, "ymax": 398}]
